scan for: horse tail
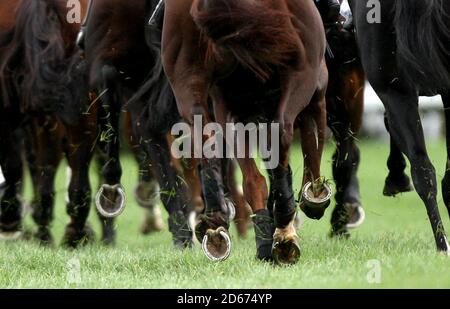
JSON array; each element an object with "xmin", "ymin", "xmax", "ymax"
[
  {"xmin": 394, "ymin": 0, "xmax": 450, "ymax": 90},
  {"xmin": 127, "ymin": 13, "xmax": 180, "ymax": 136},
  {"xmin": 191, "ymin": 0, "xmax": 299, "ymax": 81},
  {"xmin": 0, "ymin": 0, "xmax": 68, "ymax": 113}
]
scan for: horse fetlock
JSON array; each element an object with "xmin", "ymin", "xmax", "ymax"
[{"xmin": 62, "ymin": 223, "xmax": 95, "ymax": 248}]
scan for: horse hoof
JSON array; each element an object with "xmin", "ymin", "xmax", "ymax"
[
  {"xmin": 202, "ymin": 227, "xmax": 232, "ymax": 262},
  {"xmin": 35, "ymin": 228, "xmax": 53, "ymax": 246},
  {"xmin": 329, "ymin": 228, "xmax": 351, "ymax": 239},
  {"xmin": 383, "ymin": 174, "xmax": 414, "ymax": 197},
  {"xmin": 101, "ymin": 235, "xmax": 116, "ymax": 247},
  {"xmin": 140, "ymin": 206, "xmax": 165, "ymax": 235},
  {"xmin": 272, "ymin": 222, "xmax": 301, "ymax": 265},
  {"xmin": 62, "ymin": 224, "xmax": 95, "ymax": 248},
  {"xmin": 194, "ymin": 212, "xmax": 229, "ymax": 244},
  {"xmin": 95, "ymin": 184, "xmax": 126, "ymax": 218},
  {"xmin": 272, "ymin": 236, "xmax": 301, "ymax": 265},
  {"xmin": 134, "ymin": 180, "xmax": 160, "ymax": 208},
  {"xmin": 345, "ymin": 203, "xmax": 365, "ymax": 229},
  {"xmin": 300, "ymin": 182, "xmax": 332, "ymax": 220},
  {"xmin": 0, "ymin": 231, "xmax": 22, "ymax": 241}
]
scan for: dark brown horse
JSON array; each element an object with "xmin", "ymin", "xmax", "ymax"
[
  {"xmin": 162, "ymin": 0, "xmax": 332, "ymax": 264},
  {"xmin": 80, "ymin": 0, "xmax": 195, "ymax": 248},
  {"xmin": 0, "ymin": 0, "xmax": 103, "ymax": 246},
  {"xmin": 322, "ymin": 11, "xmax": 366, "ymax": 237}
]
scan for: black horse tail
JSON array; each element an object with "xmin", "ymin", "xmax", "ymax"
[
  {"xmin": 127, "ymin": 11, "xmax": 180, "ymax": 136},
  {"xmin": 191, "ymin": 0, "xmax": 299, "ymax": 82},
  {"xmin": 395, "ymin": 0, "xmax": 450, "ymax": 90},
  {"xmin": 0, "ymin": 0, "xmax": 68, "ymax": 113}
]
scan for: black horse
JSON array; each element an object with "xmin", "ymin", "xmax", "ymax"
[{"xmin": 349, "ymin": 0, "xmax": 450, "ymax": 253}]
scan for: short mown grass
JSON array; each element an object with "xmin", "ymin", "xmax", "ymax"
[{"xmin": 1, "ymin": 140, "xmax": 449, "ymax": 288}]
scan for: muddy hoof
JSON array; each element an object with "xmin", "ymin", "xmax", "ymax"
[
  {"xmin": 300, "ymin": 182, "xmax": 332, "ymax": 220},
  {"xmin": 272, "ymin": 222, "xmax": 301, "ymax": 265},
  {"xmin": 272, "ymin": 236, "xmax": 301, "ymax": 265},
  {"xmin": 134, "ymin": 180, "xmax": 159, "ymax": 208},
  {"xmin": 383, "ymin": 174, "xmax": 414, "ymax": 197},
  {"xmin": 140, "ymin": 206, "xmax": 164, "ymax": 235},
  {"xmin": 95, "ymin": 184, "xmax": 126, "ymax": 218},
  {"xmin": 35, "ymin": 228, "xmax": 53, "ymax": 246},
  {"xmin": 202, "ymin": 227, "xmax": 232, "ymax": 262},
  {"xmin": 62, "ymin": 224, "xmax": 95, "ymax": 248},
  {"xmin": 345, "ymin": 203, "xmax": 365, "ymax": 229},
  {"xmin": 194, "ymin": 212, "xmax": 229, "ymax": 244}
]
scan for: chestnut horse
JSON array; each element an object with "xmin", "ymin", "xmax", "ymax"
[
  {"xmin": 349, "ymin": 0, "xmax": 450, "ymax": 252},
  {"xmin": 0, "ymin": 0, "xmax": 105, "ymax": 246},
  {"xmin": 162, "ymin": 0, "xmax": 332, "ymax": 264}
]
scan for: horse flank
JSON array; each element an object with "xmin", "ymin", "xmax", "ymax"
[
  {"xmin": 395, "ymin": 0, "xmax": 450, "ymax": 91},
  {"xmin": 190, "ymin": 0, "xmax": 299, "ymax": 82}
]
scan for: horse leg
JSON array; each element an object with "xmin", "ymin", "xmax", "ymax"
[
  {"xmin": 0, "ymin": 128, "xmax": 23, "ymax": 239},
  {"xmin": 146, "ymin": 133, "xmax": 192, "ymax": 248},
  {"xmin": 62, "ymin": 115, "xmax": 98, "ymax": 248},
  {"xmin": 135, "ymin": 154, "xmax": 164, "ymax": 235},
  {"xmin": 95, "ymin": 65, "xmax": 125, "ymax": 220},
  {"xmin": 25, "ymin": 117, "xmax": 63, "ymax": 245},
  {"xmin": 94, "ymin": 152, "xmax": 116, "ymax": 245},
  {"xmin": 238, "ymin": 156, "xmax": 272, "ymax": 261},
  {"xmin": 380, "ymin": 88, "xmax": 449, "ymax": 253},
  {"xmin": 328, "ymin": 114, "xmax": 361, "ymax": 237},
  {"xmin": 441, "ymin": 93, "xmax": 450, "ymax": 219},
  {"xmin": 180, "ymin": 156, "xmax": 204, "ymax": 213},
  {"xmin": 124, "ymin": 113, "xmax": 163, "ymax": 235},
  {"xmin": 327, "ymin": 72, "xmax": 365, "ymax": 237},
  {"xmin": 383, "ymin": 112, "xmax": 414, "ymax": 196},
  {"xmin": 225, "ymin": 159, "xmax": 250, "ymax": 238}
]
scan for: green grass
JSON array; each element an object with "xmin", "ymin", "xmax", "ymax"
[{"xmin": 1, "ymin": 140, "xmax": 450, "ymax": 288}]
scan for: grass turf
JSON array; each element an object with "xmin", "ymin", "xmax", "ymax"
[{"xmin": 0, "ymin": 140, "xmax": 449, "ymax": 288}]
